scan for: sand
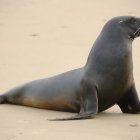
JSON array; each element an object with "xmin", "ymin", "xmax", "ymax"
[{"xmin": 0, "ymin": 0, "xmax": 140, "ymax": 140}]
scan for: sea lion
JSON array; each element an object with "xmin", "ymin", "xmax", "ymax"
[{"xmin": 0, "ymin": 16, "xmax": 140, "ymax": 120}]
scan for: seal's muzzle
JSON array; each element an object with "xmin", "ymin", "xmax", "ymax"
[{"xmin": 134, "ymin": 28, "xmax": 140, "ymax": 38}]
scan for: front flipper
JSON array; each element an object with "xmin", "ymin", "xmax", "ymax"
[
  {"xmin": 49, "ymin": 83, "xmax": 98, "ymax": 121},
  {"xmin": 48, "ymin": 112, "xmax": 95, "ymax": 121}
]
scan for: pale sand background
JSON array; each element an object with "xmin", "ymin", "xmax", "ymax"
[{"xmin": 0, "ymin": 0, "xmax": 140, "ymax": 140}]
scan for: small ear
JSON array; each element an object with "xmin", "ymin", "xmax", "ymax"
[{"xmin": 118, "ymin": 20, "xmax": 123, "ymax": 24}]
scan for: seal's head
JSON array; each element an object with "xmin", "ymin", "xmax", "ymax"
[
  {"xmin": 118, "ymin": 16, "xmax": 140, "ymax": 40},
  {"xmin": 104, "ymin": 16, "xmax": 140, "ymax": 41}
]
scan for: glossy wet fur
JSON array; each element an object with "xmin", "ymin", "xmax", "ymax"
[{"xmin": 0, "ymin": 16, "xmax": 140, "ymax": 120}]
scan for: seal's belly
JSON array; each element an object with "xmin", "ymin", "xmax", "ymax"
[
  {"xmin": 98, "ymin": 91, "xmax": 121, "ymax": 112},
  {"xmin": 97, "ymin": 81, "xmax": 132, "ymax": 112},
  {"xmin": 95, "ymin": 65, "xmax": 133, "ymax": 112},
  {"xmin": 7, "ymin": 95, "xmax": 80, "ymax": 113}
]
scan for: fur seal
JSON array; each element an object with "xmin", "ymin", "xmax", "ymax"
[{"xmin": 0, "ymin": 16, "xmax": 140, "ymax": 120}]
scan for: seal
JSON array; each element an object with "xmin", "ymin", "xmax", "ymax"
[{"xmin": 0, "ymin": 16, "xmax": 140, "ymax": 120}]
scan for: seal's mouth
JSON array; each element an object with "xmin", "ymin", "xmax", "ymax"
[
  {"xmin": 133, "ymin": 28, "xmax": 140, "ymax": 38},
  {"xmin": 130, "ymin": 28, "xmax": 140, "ymax": 40}
]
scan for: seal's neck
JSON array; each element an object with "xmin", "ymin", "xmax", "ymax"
[{"xmin": 85, "ymin": 26, "xmax": 133, "ymax": 75}]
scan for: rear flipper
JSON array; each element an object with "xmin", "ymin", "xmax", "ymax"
[
  {"xmin": 0, "ymin": 85, "xmax": 25, "ymax": 105},
  {"xmin": 49, "ymin": 82, "xmax": 98, "ymax": 121},
  {"xmin": 118, "ymin": 84, "xmax": 140, "ymax": 113},
  {"xmin": 0, "ymin": 95, "xmax": 6, "ymax": 104}
]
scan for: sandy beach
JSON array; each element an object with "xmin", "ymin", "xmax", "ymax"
[{"xmin": 0, "ymin": 0, "xmax": 140, "ymax": 140}]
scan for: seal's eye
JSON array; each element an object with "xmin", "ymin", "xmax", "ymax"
[{"xmin": 118, "ymin": 20, "xmax": 123, "ymax": 24}]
